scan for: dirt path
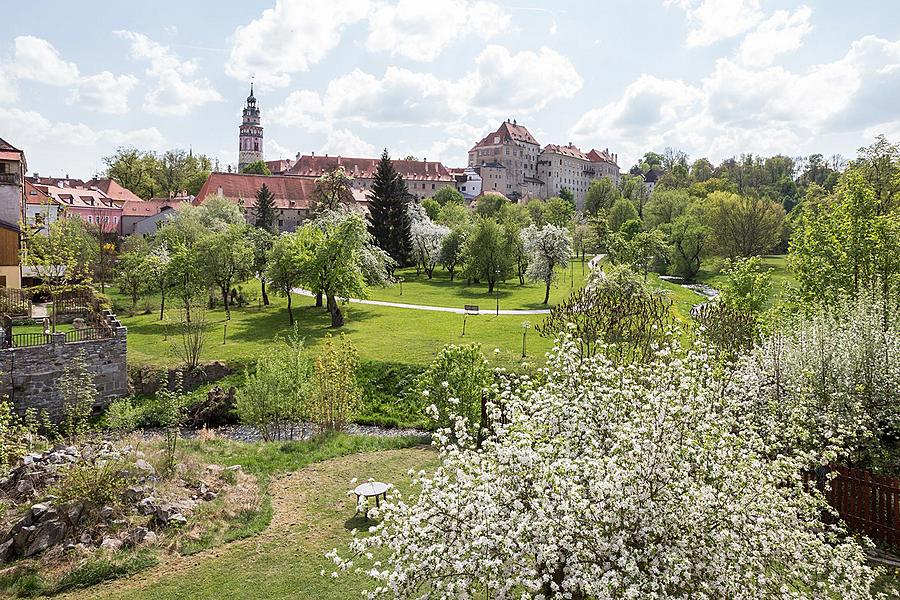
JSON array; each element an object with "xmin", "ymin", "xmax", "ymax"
[{"xmin": 65, "ymin": 447, "xmax": 436, "ymax": 600}]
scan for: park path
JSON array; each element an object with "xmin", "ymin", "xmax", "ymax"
[
  {"xmin": 291, "ymin": 288, "xmax": 552, "ymax": 315},
  {"xmin": 290, "ymin": 255, "xmax": 606, "ymax": 317}
]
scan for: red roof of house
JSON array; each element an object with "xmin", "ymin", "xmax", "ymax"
[
  {"xmin": 121, "ymin": 199, "xmax": 181, "ymax": 217},
  {"xmin": 195, "ymin": 172, "xmax": 317, "ymax": 209},
  {"xmin": 471, "ymin": 120, "xmax": 540, "ymax": 151},
  {"xmin": 0, "ymin": 137, "xmax": 21, "ymax": 152},
  {"xmin": 287, "ymin": 155, "xmax": 453, "ymax": 182},
  {"xmin": 24, "ymin": 182, "xmax": 55, "ymax": 206},
  {"xmin": 84, "ymin": 178, "xmax": 143, "ymax": 203}
]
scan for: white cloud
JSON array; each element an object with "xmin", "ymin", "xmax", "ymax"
[
  {"xmin": 271, "ymin": 45, "xmax": 581, "ymax": 132},
  {"xmin": 366, "ymin": 0, "xmax": 510, "ymax": 62},
  {"xmin": 10, "ymin": 36, "xmax": 80, "ymax": 84},
  {"xmin": 0, "ymin": 106, "xmax": 165, "ymax": 176},
  {"xmin": 67, "ymin": 71, "xmax": 139, "ymax": 115},
  {"xmin": 115, "ymin": 30, "xmax": 222, "ymax": 115},
  {"xmin": 226, "ymin": 0, "xmax": 373, "ymax": 87},
  {"xmin": 0, "ymin": 67, "xmax": 16, "ymax": 103},
  {"xmin": 320, "ymin": 129, "xmax": 376, "ymax": 157},
  {"xmin": 737, "ymin": 5, "xmax": 813, "ymax": 67},
  {"xmin": 570, "ymin": 34, "xmax": 900, "ymax": 169},
  {"xmin": 469, "ymin": 45, "xmax": 583, "ymax": 114},
  {"xmin": 666, "ymin": 0, "xmax": 763, "ymax": 47}
]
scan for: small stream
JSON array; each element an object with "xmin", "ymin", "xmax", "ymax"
[{"xmin": 659, "ymin": 276, "xmax": 720, "ymax": 314}]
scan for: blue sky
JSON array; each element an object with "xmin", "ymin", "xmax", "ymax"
[{"xmin": 1, "ymin": 0, "xmax": 899, "ymax": 178}]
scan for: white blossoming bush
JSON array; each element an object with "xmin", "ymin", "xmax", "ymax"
[
  {"xmin": 730, "ymin": 290, "xmax": 900, "ymax": 469},
  {"xmin": 329, "ymin": 335, "xmax": 877, "ymax": 599}
]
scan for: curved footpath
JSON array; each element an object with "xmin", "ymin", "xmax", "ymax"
[
  {"xmin": 290, "ymin": 254, "xmax": 607, "ymax": 317},
  {"xmin": 291, "ymin": 287, "xmax": 551, "ymax": 315}
]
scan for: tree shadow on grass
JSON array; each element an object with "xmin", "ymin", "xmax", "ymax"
[{"xmin": 344, "ymin": 514, "xmax": 379, "ymax": 532}]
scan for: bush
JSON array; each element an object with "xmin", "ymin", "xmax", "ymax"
[
  {"xmin": 308, "ymin": 334, "xmax": 361, "ymax": 433},
  {"xmin": 236, "ymin": 327, "xmax": 311, "ymax": 441},
  {"xmin": 103, "ymin": 398, "xmax": 141, "ymax": 433},
  {"xmin": 355, "ymin": 361, "xmax": 426, "ymax": 428},
  {"xmin": 414, "ymin": 344, "xmax": 492, "ymax": 435}
]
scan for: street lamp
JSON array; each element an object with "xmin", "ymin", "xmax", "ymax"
[
  {"xmin": 495, "ymin": 268, "xmax": 500, "ymax": 316},
  {"xmin": 399, "ymin": 276, "xmax": 404, "ymax": 296},
  {"xmin": 521, "ymin": 320, "xmax": 531, "ymax": 358}
]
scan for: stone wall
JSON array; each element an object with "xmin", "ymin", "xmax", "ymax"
[{"xmin": 0, "ymin": 312, "xmax": 128, "ymax": 420}]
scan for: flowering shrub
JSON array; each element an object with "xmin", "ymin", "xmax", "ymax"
[
  {"xmin": 414, "ymin": 344, "xmax": 492, "ymax": 437},
  {"xmin": 330, "ymin": 335, "xmax": 876, "ymax": 598}
]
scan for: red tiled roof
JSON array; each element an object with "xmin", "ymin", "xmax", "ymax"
[
  {"xmin": 40, "ymin": 184, "xmax": 121, "ymax": 210},
  {"xmin": 195, "ymin": 172, "xmax": 317, "ymax": 210},
  {"xmin": 84, "ymin": 178, "xmax": 143, "ymax": 203},
  {"xmin": 471, "ymin": 121, "xmax": 540, "ymax": 151},
  {"xmin": 121, "ymin": 199, "xmax": 181, "ymax": 217},
  {"xmin": 586, "ymin": 149, "xmax": 617, "ymax": 165},
  {"xmin": 24, "ymin": 182, "xmax": 55, "ymax": 206},
  {"xmin": 542, "ymin": 143, "xmax": 589, "ymax": 161},
  {"xmin": 27, "ymin": 176, "xmax": 87, "ymax": 188},
  {"xmin": 287, "ymin": 155, "xmax": 453, "ymax": 182}
]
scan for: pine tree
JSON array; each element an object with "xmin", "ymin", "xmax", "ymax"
[
  {"xmin": 367, "ymin": 148, "xmax": 411, "ymax": 269},
  {"xmin": 254, "ymin": 184, "xmax": 276, "ymax": 232}
]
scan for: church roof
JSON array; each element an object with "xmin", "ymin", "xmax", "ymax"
[
  {"xmin": 287, "ymin": 155, "xmax": 453, "ymax": 182},
  {"xmin": 195, "ymin": 172, "xmax": 318, "ymax": 210}
]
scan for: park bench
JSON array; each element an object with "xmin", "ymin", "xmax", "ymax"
[{"xmin": 464, "ymin": 305, "xmax": 479, "ymax": 315}]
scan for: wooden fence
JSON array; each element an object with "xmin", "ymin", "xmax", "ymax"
[{"xmin": 820, "ymin": 466, "xmax": 900, "ymax": 548}]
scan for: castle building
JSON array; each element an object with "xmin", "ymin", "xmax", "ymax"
[
  {"xmin": 238, "ymin": 83, "xmax": 263, "ymax": 171},
  {"xmin": 537, "ymin": 144, "xmax": 620, "ymax": 211},
  {"xmin": 467, "ymin": 119, "xmax": 542, "ymax": 201}
]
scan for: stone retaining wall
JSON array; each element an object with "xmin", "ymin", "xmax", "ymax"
[{"xmin": 0, "ymin": 312, "xmax": 128, "ymax": 420}]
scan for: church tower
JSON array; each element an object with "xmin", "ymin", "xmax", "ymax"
[{"xmin": 238, "ymin": 83, "xmax": 263, "ymax": 172}]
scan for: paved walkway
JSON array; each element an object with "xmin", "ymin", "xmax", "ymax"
[{"xmin": 291, "ymin": 288, "xmax": 551, "ymax": 315}]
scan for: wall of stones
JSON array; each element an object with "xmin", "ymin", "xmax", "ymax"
[{"xmin": 0, "ymin": 317, "xmax": 128, "ymax": 420}]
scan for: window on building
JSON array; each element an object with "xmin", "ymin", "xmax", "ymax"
[{"xmin": 87, "ymin": 215, "xmax": 93, "ymax": 223}]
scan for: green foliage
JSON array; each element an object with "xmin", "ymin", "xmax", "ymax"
[
  {"xmin": 705, "ymin": 191, "xmax": 785, "ymax": 257},
  {"xmin": 439, "ymin": 228, "xmax": 466, "ymax": 281},
  {"xmin": 0, "ymin": 400, "xmax": 49, "ymax": 473},
  {"xmin": 668, "ymin": 208, "xmax": 710, "ymax": 280},
  {"xmin": 433, "ymin": 186, "xmax": 464, "ymax": 206},
  {"xmin": 421, "ymin": 198, "xmax": 440, "ymax": 221},
  {"xmin": 253, "ymin": 184, "xmax": 276, "ymax": 231},
  {"xmin": 354, "ymin": 361, "xmax": 427, "ymax": 428},
  {"xmin": 196, "ymin": 224, "xmax": 254, "ymax": 315},
  {"xmin": 241, "ymin": 160, "xmax": 271, "ymax": 176},
  {"xmin": 559, "ymin": 187, "xmax": 575, "ymax": 206},
  {"xmin": 51, "ymin": 551, "xmax": 159, "ymax": 595},
  {"xmin": 116, "ymin": 248, "xmax": 149, "ymax": 312},
  {"xmin": 718, "ymin": 257, "xmax": 772, "ymax": 313},
  {"xmin": 313, "ymin": 166, "xmax": 354, "ymax": 213},
  {"xmin": 236, "ymin": 328, "xmax": 312, "ymax": 441},
  {"xmin": 543, "ymin": 196, "xmax": 574, "ymax": 227},
  {"xmin": 436, "ymin": 202, "xmax": 471, "ymax": 229},
  {"xmin": 609, "ymin": 197, "xmax": 639, "ymax": 231},
  {"xmin": 474, "ymin": 193, "xmax": 508, "ymax": 218},
  {"xmin": 103, "ymin": 398, "xmax": 141, "ymax": 433},
  {"xmin": 48, "ymin": 460, "xmax": 133, "ymax": 507},
  {"xmin": 644, "ymin": 189, "xmax": 690, "ymax": 228},
  {"xmin": 58, "ymin": 349, "xmax": 98, "ymax": 440},
  {"xmin": 791, "ymin": 169, "xmax": 900, "ymax": 306},
  {"xmin": 538, "ymin": 265, "xmax": 675, "ymax": 363},
  {"xmin": 157, "ymin": 374, "xmax": 185, "ymax": 475},
  {"xmin": 415, "ymin": 344, "xmax": 492, "ymax": 434},
  {"xmin": 462, "ymin": 218, "xmax": 515, "ymax": 293},
  {"xmin": 104, "ymin": 147, "xmax": 212, "ymax": 199},
  {"xmin": 367, "ymin": 148, "xmax": 412, "ymax": 268},
  {"xmin": 265, "ymin": 231, "xmax": 306, "ymax": 325},
  {"xmin": 309, "ymin": 334, "xmax": 362, "ymax": 432},
  {"xmin": 584, "ymin": 178, "xmax": 621, "ymax": 214}
]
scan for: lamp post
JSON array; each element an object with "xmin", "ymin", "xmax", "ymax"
[
  {"xmin": 495, "ymin": 269, "xmax": 500, "ymax": 316},
  {"xmin": 399, "ymin": 276, "xmax": 404, "ymax": 296},
  {"xmin": 521, "ymin": 320, "xmax": 530, "ymax": 358}
]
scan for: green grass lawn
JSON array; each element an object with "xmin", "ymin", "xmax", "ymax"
[
  {"xmin": 696, "ymin": 254, "xmax": 797, "ymax": 309},
  {"xmin": 366, "ymin": 258, "xmax": 592, "ymax": 310},
  {"xmin": 63, "ymin": 446, "xmax": 438, "ymax": 600}
]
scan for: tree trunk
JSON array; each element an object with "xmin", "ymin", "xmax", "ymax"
[
  {"xmin": 448, "ymin": 266, "xmax": 455, "ymax": 281},
  {"xmin": 221, "ymin": 285, "xmax": 230, "ymax": 317},
  {"xmin": 261, "ymin": 279, "xmax": 270, "ymax": 306},
  {"xmin": 286, "ymin": 291, "xmax": 294, "ymax": 325},
  {"xmin": 159, "ymin": 287, "xmax": 166, "ymax": 320},
  {"xmin": 315, "ymin": 291, "xmax": 323, "ymax": 308},
  {"xmin": 487, "ymin": 279, "xmax": 495, "ymax": 294},
  {"xmin": 543, "ymin": 281, "xmax": 551, "ymax": 304},
  {"xmin": 327, "ymin": 293, "xmax": 344, "ymax": 327}
]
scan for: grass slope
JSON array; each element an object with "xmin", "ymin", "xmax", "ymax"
[{"xmin": 64, "ymin": 447, "xmax": 437, "ymax": 600}]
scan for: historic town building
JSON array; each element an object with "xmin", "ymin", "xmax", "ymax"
[
  {"xmin": 467, "ymin": 120, "xmax": 542, "ymax": 201},
  {"xmin": 0, "ymin": 137, "xmax": 24, "ymax": 288},
  {"xmin": 537, "ymin": 144, "xmax": 621, "ymax": 211},
  {"xmin": 238, "ymin": 83, "xmax": 264, "ymax": 172}
]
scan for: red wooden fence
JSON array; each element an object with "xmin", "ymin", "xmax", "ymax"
[{"xmin": 822, "ymin": 466, "xmax": 900, "ymax": 548}]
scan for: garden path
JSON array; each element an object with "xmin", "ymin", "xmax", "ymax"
[{"xmin": 291, "ymin": 287, "xmax": 552, "ymax": 315}]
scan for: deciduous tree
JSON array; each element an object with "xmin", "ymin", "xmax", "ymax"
[{"xmin": 522, "ymin": 224, "xmax": 572, "ymax": 304}]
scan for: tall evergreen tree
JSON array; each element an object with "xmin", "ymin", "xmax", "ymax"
[
  {"xmin": 367, "ymin": 148, "xmax": 412, "ymax": 269},
  {"xmin": 254, "ymin": 183, "xmax": 276, "ymax": 232}
]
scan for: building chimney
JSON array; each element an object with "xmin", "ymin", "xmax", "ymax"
[
  {"xmin": 296, "ymin": 152, "xmax": 301, "ymax": 160},
  {"xmin": 311, "ymin": 151, "xmax": 315, "ymax": 157},
  {"xmin": 32, "ymin": 172, "xmax": 38, "ymax": 178}
]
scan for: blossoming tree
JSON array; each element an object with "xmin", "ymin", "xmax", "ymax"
[{"xmin": 330, "ymin": 336, "xmax": 876, "ymax": 598}]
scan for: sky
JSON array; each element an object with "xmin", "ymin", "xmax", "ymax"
[{"xmin": 1, "ymin": 0, "xmax": 899, "ymax": 179}]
